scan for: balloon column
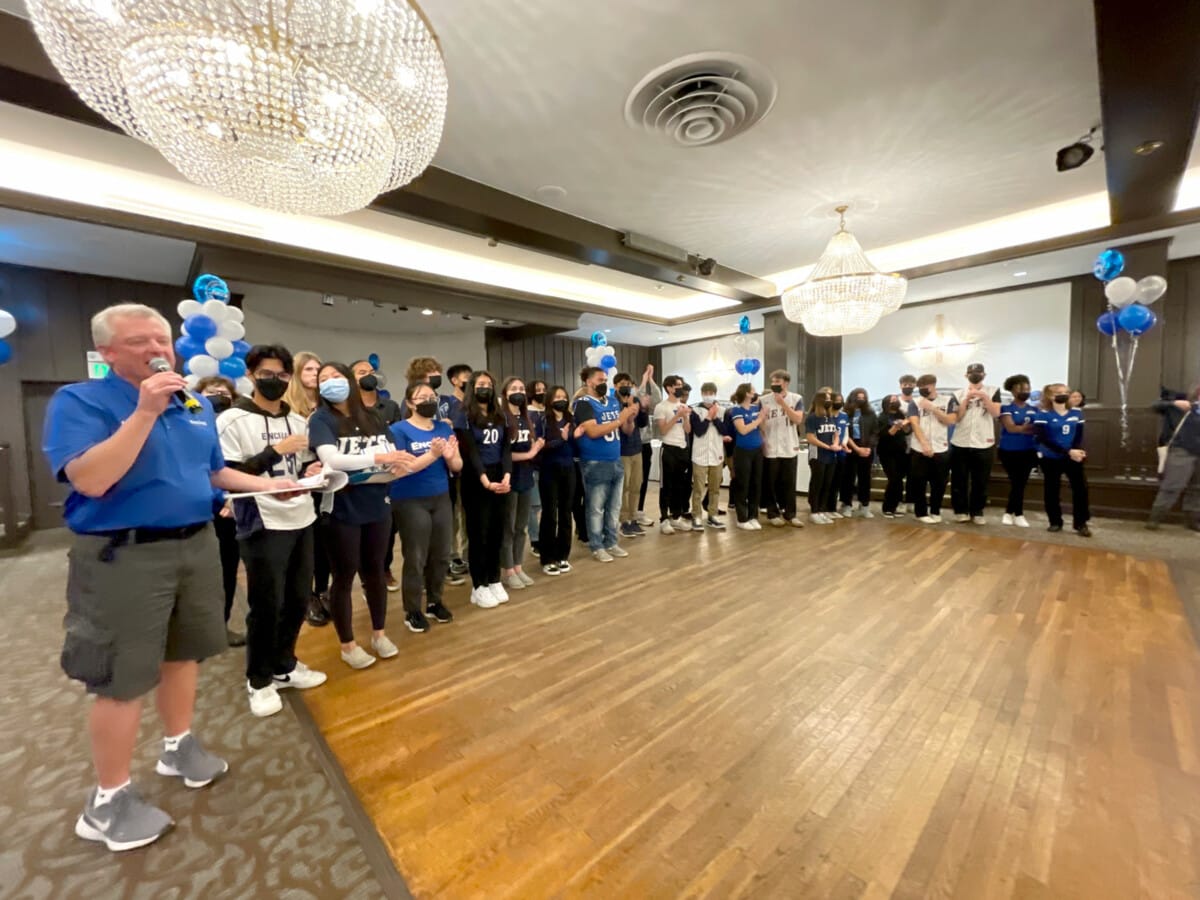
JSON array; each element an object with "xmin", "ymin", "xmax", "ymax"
[
  {"xmin": 366, "ymin": 352, "xmax": 392, "ymax": 400},
  {"xmin": 585, "ymin": 331, "xmax": 618, "ymax": 381},
  {"xmin": 176, "ymin": 274, "xmax": 252, "ymax": 396},
  {"xmin": 0, "ymin": 306, "xmax": 16, "ymax": 366},
  {"xmin": 1091, "ymin": 248, "xmax": 1167, "ymax": 446},
  {"xmin": 732, "ymin": 315, "xmax": 761, "ymax": 376}
]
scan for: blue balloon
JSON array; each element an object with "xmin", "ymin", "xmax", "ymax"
[
  {"xmin": 183, "ymin": 313, "xmax": 217, "ymax": 342},
  {"xmin": 231, "ymin": 339, "xmax": 251, "ymax": 358},
  {"xmin": 1093, "ymin": 249, "xmax": 1125, "ymax": 282},
  {"xmin": 192, "ymin": 274, "xmax": 217, "ymax": 302},
  {"xmin": 378, "ymin": 389, "xmax": 391, "ymax": 400},
  {"xmin": 219, "ymin": 356, "xmax": 247, "ymax": 378},
  {"xmin": 749, "ymin": 359, "xmax": 762, "ymax": 375},
  {"xmin": 1117, "ymin": 302, "xmax": 1155, "ymax": 336},
  {"xmin": 734, "ymin": 358, "xmax": 752, "ymax": 375},
  {"xmin": 1029, "ymin": 390, "xmax": 1042, "ymax": 403},
  {"xmin": 1096, "ymin": 310, "xmax": 1122, "ymax": 336},
  {"xmin": 192, "ymin": 273, "xmax": 230, "ymax": 304},
  {"xmin": 590, "ymin": 331, "xmax": 607, "ymax": 348},
  {"xmin": 368, "ymin": 353, "xmax": 380, "ymax": 370},
  {"xmin": 738, "ymin": 315, "xmax": 751, "ymax": 335},
  {"xmin": 600, "ymin": 353, "xmax": 617, "ymax": 369},
  {"xmin": 0, "ymin": 338, "xmax": 11, "ymax": 365},
  {"xmin": 175, "ymin": 334, "xmax": 205, "ymax": 359}
]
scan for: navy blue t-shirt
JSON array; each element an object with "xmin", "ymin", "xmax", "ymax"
[
  {"xmin": 834, "ymin": 410, "xmax": 850, "ymax": 456},
  {"xmin": 730, "ymin": 405, "xmax": 763, "ymax": 451},
  {"xmin": 805, "ymin": 414, "xmax": 841, "ymax": 464},
  {"xmin": 538, "ymin": 413, "xmax": 574, "ymax": 468},
  {"xmin": 438, "ymin": 393, "xmax": 462, "ymax": 424},
  {"xmin": 508, "ymin": 409, "xmax": 540, "ymax": 492},
  {"xmin": 309, "ymin": 407, "xmax": 392, "ymax": 524},
  {"xmin": 388, "ymin": 419, "xmax": 453, "ymax": 500},
  {"xmin": 1000, "ymin": 402, "xmax": 1038, "ymax": 452},
  {"xmin": 619, "ymin": 400, "xmax": 649, "ymax": 457}
]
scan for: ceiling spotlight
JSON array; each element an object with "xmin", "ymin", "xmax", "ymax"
[
  {"xmin": 1056, "ymin": 126, "xmax": 1100, "ymax": 172},
  {"xmin": 321, "ymin": 294, "xmax": 334, "ymax": 307},
  {"xmin": 397, "ymin": 305, "xmax": 409, "ymax": 311},
  {"xmin": 1134, "ymin": 140, "xmax": 1165, "ymax": 156},
  {"xmin": 697, "ymin": 257, "xmax": 717, "ymax": 277},
  {"xmin": 1013, "ymin": 271, "xmax": 1028, "ymax": 277},
  {"xmin": 485, "ymin": 318, "xmax": 496, "ymax": 324},
  {"xmin": 421, "ymin": 308, "xmax": 433, "ymax": 316},
  {"xmin": 604, "ymin": 329, "xmax": 612, "ymax": 333}
]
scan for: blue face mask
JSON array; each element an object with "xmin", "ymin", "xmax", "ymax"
[{"xmin": 319, "ymin": 377, "xmax": 350, "ymax": 403}]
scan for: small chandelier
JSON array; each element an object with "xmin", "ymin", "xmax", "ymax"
[
  {"xmin": 781, "ymin": 206, "xmax": 906, "ymax": 336},
  {"xmin": 27, "ymin": 0, "xmax": 448, "ymax": 217}
]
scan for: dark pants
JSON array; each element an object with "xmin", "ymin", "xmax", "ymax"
[
  {"xmin": 638, "ymin": 443, "xmax": 652, "ymax": 513},
  {"xmin": 572, "ymin": 461, "xmax": 588, "ymax": 540},
  {"xmin": 808, "ymin": 460, "xmax": 836, "ymax": 513},
  {"xmin": 733, "ymin": 447, "xmax": 763, "ymax": 522},
  {"xmin": 1151, "ymin": 447, "xmax": 1200, "ymax": 523},
  {"xmin": 904, "ymin": 451, "xmax": 918, "ymax": 507},
  {"xmin": 910, "ymin": 451, "xmax": 950, "ymax": 518},
  {"xmin": 843, "ymin": 451, "xmax": 875, "ymax": 507},
  {"xmin": 999, "ymin": 449, "xmax": 1038, "ymax": 516},
  {"xmin": 763, "ymin": 456, "xmax": 798, "ymax": 519},
  {"xmin": 659, "ymin": 444, "xmax": 692, "ymax": 520},
  {"xmin": 393, "ymin": 493, "xmax": 452, "ymax": 615},
  {"xmin": 213, "ymin": 513, "xmax": 239, "ymax": 623},
  {"xmin": 1041, "ymin": 456, "xmax": 1090, "ymax": 529},
  {"xmin": 383, "ymin": 516, "xmax": 399, "ymax": 573},
  {"xmin": 327, "ymin": 514, "xmax": 391, "ymax": 644},
  {"xmin": 878, "ymin": 451, "xmax": 908, "ymax": 514},
  {"xmin": 312, "ymin": 496, "xmax": 331, "ymax": 595},
  {"xmin": 240, "ymin": 525, "xmax": 313, "ymax": 689},
  {"xmin": 464, "ymin": 465, "xmax": 506, "ymax": 588},
  {"xmin": 827, "ymin": 457, "xmax": 847, "ymax": 511},
  {"xmin": 951, "ymin": 445, "xmax": 995, "ymax": 516},
  {"xmin": 539, "ymin": 463, "xmax": 576, "ymax": 564}
]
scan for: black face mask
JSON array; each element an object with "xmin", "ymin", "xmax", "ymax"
[
  {"xmin": 255, "ymin": 376, "xmax": 287, "ymax": 402},
  {"xmin": 887, "ymin": 402, "xmax": 902, "ymax": 415},
  {"xmin": 551, "ymin": 399, "xmax": 569, "ymax": 412},
  {"xmin": 455, "ymin": 379, "xmax": 470, "ymax": 393},
  {"xmin": 901, "ymin": 386, "xmax": 914, "ymax": 397},
  {"xmin": 414, "ymin": 399, "xmax": 439, "ymax": 418},
  {"xmin": 1053, "ymin": 393, "xmax": 1070, "ymax": 405},
  {"xmin": 427, "ymin": 374, "xmax": 442, "ymax": 391},
  {"xmin": 770, "ymin": 384, "xmax": 784, "ymax": 393},
  {"xmin": 532, "ymin": 392, "xmax": 545, "ymax": 405},
  {"xmin": 750, "ymin": 394, "xmax": 759, "ymax": 404},
  {"xmin": 594, "ymin": 382, "xmax": 608, "ymax": 398},
  {"xmin": 832, "ymin": 402, "xmax": 844, "ymax": 411},
  {"xmin": 967, "ymin": 373, "xmax": 984, "ymax": 384},
  {"xmin": 852, "ymin": 395, "xmax": 866, "ymax": 406},
  {"xmin": 358, "ymin": 374, "xmax": 378, "ymax": 392},
  {"xmin": 207, "ymin": 394, "xmax": 232, "ymax": 414},
  {"xmin": 508, "ymin": 392, "xmax": 527, "ymax": 407},
  {"xmin": 1013, "ymin": 391, "xmax": 1030, "ymax": 402},
  {"xmin": 617, "ymin": 385, "xmax": 632, "ymax": 397},
  {"xmin": 672, "ymin": 388, "xmax": 684, "ymax": 399},
  {"xmin": 919, "ymin": 387, "xmax": 934, "ymax": 399},
  {"xmin": 474, "ymin": 387, "xmax": 493, "ymax": 403}
]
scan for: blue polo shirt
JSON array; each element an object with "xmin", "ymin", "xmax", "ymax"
[{"xmin": 43, "ymin": 371, "xmax": 225, "ymax": 533}]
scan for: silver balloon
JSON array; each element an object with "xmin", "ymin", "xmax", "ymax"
[
  {"xmin": 1135, "ymin": 275, "xmax": 1167, "ymax": 305},
  {"xmin": 374, "ymin": 371, "xmax": 388, "ymax": 389}
]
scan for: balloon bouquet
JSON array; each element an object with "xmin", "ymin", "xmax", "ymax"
[
  {"xmin": 585, "ymin": 332, "xmax": 618, "ymax": 380},
  {"xmin": 1092, "ymin": 248, "xmax": 1167, "ymax": 446},
  {"xmin": 366, "ymin": 352, "xmax": 392, "ymax": 400},
  {"xmin": 732, "ymin": 315, "xmax": 761, "ymax": 376},
  {"xmin": 0, "ymin": 306, "xmax": 16, "ymax": 366},
  {"xmin": 175, "ymin": 274, "xmax": 252, "ymax": 396}
]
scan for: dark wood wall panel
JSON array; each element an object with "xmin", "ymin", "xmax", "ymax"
[{"xmin": 485, "ymin": 328, "xmax": 661, "ymax": 395}]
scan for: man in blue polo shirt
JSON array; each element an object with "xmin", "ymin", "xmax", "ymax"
[
  {"xmin": 572, "ymin": 366, "xmax": 639, "ymax": 562},
  {"xmin": 42, "ymin": 303, "xmax": 302, "ymax": 853}
]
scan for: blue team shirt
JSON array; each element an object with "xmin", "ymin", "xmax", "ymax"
[
  {"xmin": 309, "ymin": 407, "xmax": 393, "ymax": 524},
  {"xmin": 508, "ymin": 410, "xmax": 540, "ymax": 492},
  {"xmin": 438, "ymin": 393, "xmax": 462, "ymax": 424},
  {"xmin": 1000, "ymin": 402, "xmax": 1038, "ymax": 452},
  {"xmin": 834, "ymin": 411, "xmax": 850, "ymax": 456},
  {"xmin": 537, "ymin": 414, "xmax": 574, "ymax": 468},
  {"xmin": 1034, "ymin": 408, "xmax": 1085, "ymax": 459},
  {"xmin": 619, "ymin": 400, "xmax": 648, "ymax": 457},
  {"xmin": 574, "ymin": 394, "xmax": 622, "ymax": 462},
  {"xmin": 730, "ymin": 405, "xmax": 763, "ymax": 450},
  {"xmin": 388, "ymin": 419, "xmax": 453, "ymax": 500},
  {"xmin": 43, "ymin": 370, "xmax": 225, "ymax": 532},
  {"xmin": 805, "ymin": 414, "xmax": 841, "ymax": 464}
]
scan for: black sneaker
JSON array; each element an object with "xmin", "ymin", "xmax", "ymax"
[
  {"xmin": 426, "ymin": 603, "xmax": 453, "ymax": 623},
  {"xmin": 706, "ymin": 517, "xmax": 726, "ymax": 530},
  {"xmin": 449, "ymin": 558, "xmax": 468, "ymax": 576},
  {"xmin": 405, "ymin": 611, "xmax": 430, "ymax": 633},
  {"xmin": 1047, "ymin": 524, "xmax": 1063, "ymax": 533},
  {"xmin": 1075, "ymin": 525, "xmax": 1093, "ymax": 538},
  {"xmin": 630, "ymin": 522, "xmax": 646, "ymax": 536},
  {"xmin": 620, "ymin": 522, "xmax": 639, "ymax": 538},
  {"xmin": 305, "ymin": 593, "xmax": 331, "ymax": 627},
  {"xmin": 445, "ymin": 572, "xmax": 466, "ymax": 586},
  {"xmin": 530, "ymin": 543, "xmax": 541, "ymax": 558}
]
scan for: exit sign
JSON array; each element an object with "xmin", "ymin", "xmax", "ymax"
[{"xmin": 87, "ymin": 351, "xmax": 109, "ymax": 380}]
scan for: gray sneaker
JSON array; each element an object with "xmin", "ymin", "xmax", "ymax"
[
  {"xmin": 75, "ymin": 784, "xmax": 173, "ymax": 852},
  {"xmin": 155, "ymin": 734, "xmax": 229, "ymax": 789}
]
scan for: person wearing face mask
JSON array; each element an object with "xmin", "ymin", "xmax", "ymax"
[
  {"xmin": 310, "ymin": 362, "xmax": 413, "ymax": 669},
  {"xmin": 875, "ymin": 394, "xmax": 912, "ymax": 517},
  {"xmin": 389, "ymin": 382, "xmax": 462, "ymax": 634},
  {"xmin": 525, "ymin": 379, "xmax": 548, "ymax": 557},
  {"xmin": 1033, "ymin": 384, "xmax": 1091, "ymax": 537},
  {"xmin": 499, "ymin": 377, "xmax": 545, "ymax": 591},
  {"xmin": 998, "ymin": 374, "xmax": 1038, "ymax": 528},
  {"xmin": 636, "ymin": 364, "xmax": 661, "ymax": 527},
  {"xmin": 440, "ymin": 364, "xmax": 473, "ymax": 581},
  {"xmin": 761, "ymin": 370, "xmax": 806, "ymax": 528},
  {"xmin": 351, "ymin": 359, "xmax": 404, "ymax": 591},
  {"xmin": 654, "ymin": 375, "xmax": 695, "ymax": 534},
  {"xmin": 216, "ymin": 345, "xmax": 328, "ymax": 717},
  {"xmin": 805, "ymin": 391, "xmax": 842, "ymax": 524},
  {"xmin": 907, "ymin": 374, "xmax": 959, "ymax": 524},
  {"xmin": 841, "ymin": 388, "xmax": 879, "ymax": 518},
  {"xmin": 898, "ymin": 374, "xmax": 918, "ymax": 513},
  {"xmin": 949, "ymin": 363, "xmax": 1001, "ymax": 525},
  {"xmin": 573, "ymin": 366, "xmax": 639, "ymax": 561},
  {"xmin": 689, "ymin": 382, "xmax": 728, "ymax": 530},
  {"xmin": 729, "ymin": 383, "xmax": 767, "ymax": 530},
  {"xmin": 537, "ymin": 386, "xmax": 576, "ymax": 575},
  {"xmin": 828, "ymin": 392, "xmax": 851, "ymax": 517},
  {"xmin": 614, "ymin": 372, "xmax": 650, "ymax": 539},
  {"xmin": 1148, "ymin": 385, "xmax": 1200, "ymax": 532},
  {"xmin": 198, "ymin": 375, "xmax": 246, "ymax": 646}
]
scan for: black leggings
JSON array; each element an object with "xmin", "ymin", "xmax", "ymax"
[
  {"xmin": 841, "ymin": 451, "xmax": 875, "ymax": 507},
  {"xmin": 572, "ymin": 461, "xmax": 588, "ymax": 540},
  {"xmin": 327, "ymin": 513, "xmax": 391, "ymax": 644},
  {"xmin": 808, "ymin": 460, "xmax": 837, "ymax": 513},
  {"xmin": 878, "ymin": 451, "xmax": 908, "ymax": 514},
  {"xmin": 999, "ymin": 449, "xmax": 1039, "ymax": 516},
  {"xmin": 463, "ymin": 466, "xmax": 506, "ymax": 588},
  {"xmin": 312, "ymin": 495, "xmax": 331, "ymax": 594},
  {"xmin": 213, "ymin": 512, "xmax": 239, "ymax": 623},
  {"xmin": 1040, "ymin": 456, "xmax": 1090, "ymax": 529},
  {"xmin": 732, "ymin": 447, "xmax": 763, "ymax": 522},
  {"xmin": 538, "ymin": 463, "xmax": 576, "ymax": 564},
  {"xmin": 639, "ymin": 443, "xmax": 652, "ymax": 512}
]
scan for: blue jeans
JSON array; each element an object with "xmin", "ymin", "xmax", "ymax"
[{"xmin": 581, "ymin": 459, "xmax": 624, "ymax": 551}]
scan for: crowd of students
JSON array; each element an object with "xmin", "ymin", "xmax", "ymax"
[{"xmin": 199, "ymin": 345, "xmax": 1116, "ymax": 717}]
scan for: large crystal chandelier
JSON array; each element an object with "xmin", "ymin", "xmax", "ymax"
[
  {"xmin": 27, "ymin": 0, "xmax": 448, "ymax": 217},
  {"xmin": 781, "ymin": 206, "xmax": 906, "ymax": 336}
]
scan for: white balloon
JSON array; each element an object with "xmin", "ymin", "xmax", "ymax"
[
  {"xmin": 202, "ymin": 299, "xmax": 228, "ymax": 320},
  {"xmin": 746, "ymin": 338, "xmax": 761, "ymax": 356},
  {"xmin": 177, "ymin": 299, "xmax": 202, "ymax": 320},
  {"xmin": 606, "ymin": 367, "xmax": 618, "ymax": 382},
  {"xmin": 374, "ymin": 371, "xmax": 388, "ymax": 389},
  {"xmin": 236, "ymin": 376, "xmax": 255, "ymax": 397},
  {"xmin": 223, "ymin": 305, "xmax": 245, "ymax": 323},
  {"xmin": 1136, "ymin": 275, "xmax": 1167, "ymax": 305},
  {"xmin": 185, "ymin": 373, "xmax": 202, "ymax": 390},
  {"xmin": 0, "ymin": 309, "xmax": 14, "ymax": 338},
  {"xmin": 217, "ymin": 319, "xmax": 245, "ymax": 341},
  {"xmin": 585, "ymin": 347, "xmax": 605, "ymax": 366},
  {"xmin": 205, "ymin": 337, "xmax": 234, "ymax": 360},
  {"xmin": 1104, "ymin": 276, "xmax": 1138, "ymax": 307},
  {"xmin": 188, "ymin": 354, "xmax": 219, "ymax": 377}
]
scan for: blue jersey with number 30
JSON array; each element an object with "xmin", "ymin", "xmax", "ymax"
[{"xmin": 575, "ymin": 394, "xmax": 622, "ymax": 462}]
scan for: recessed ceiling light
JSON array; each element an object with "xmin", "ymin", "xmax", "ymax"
[
  {"xmin": 421, "ymin": 308, "xmax": 433, "ymax": 316},
  {"xmin": 604, "ymin": 329, "xmax": 611, "ymax": 333},
  {"xmin": 656, "ymin": 336, "xmax": 665, "ymax": 341},
  {"xmin": 485, "ymin": 318, "xmax": 496, "ymax": 324},
  {"xmin": 1134, "ymin": 140, "xmax": 1165, "ymax": 156},
  {"xmin": 1013, "ymin": 271, "xmax": 1027, "ymax": 277}
]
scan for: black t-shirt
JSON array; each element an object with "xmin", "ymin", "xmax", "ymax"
[{"xmin": 365, "ymin": 396, "xmax": 403, "ymax": 427}]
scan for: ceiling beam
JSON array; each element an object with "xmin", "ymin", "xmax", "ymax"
[{"xmin": 1093, "ymin": 0, "xmax": 1200, "ymax": 223}]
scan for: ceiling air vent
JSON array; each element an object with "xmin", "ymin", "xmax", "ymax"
[{"xmin": 623, "ymin": 52, "xmax": 777, "ymax": 148}]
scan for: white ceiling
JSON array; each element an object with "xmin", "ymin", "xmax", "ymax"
[{"xmin": 422, "ymin": 0, "xmax": 1106, "ymax": 277}]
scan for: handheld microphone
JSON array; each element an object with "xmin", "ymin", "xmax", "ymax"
[{"xmin": 149, "ymin": 357, "xmax": 203, "ymax": 414}]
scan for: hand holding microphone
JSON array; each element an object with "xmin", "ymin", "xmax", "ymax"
[{"xmin": 147, "ymin": 357, "xmax": 202, "ymax": 414}]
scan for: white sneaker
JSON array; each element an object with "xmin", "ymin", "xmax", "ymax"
[
  {"xmin": 487, "ymin": 582, "xmax": 510, "ymax": 604},
  {"xmin": 470, "ymin": 586, "xmax": 500, "ymax": 608},
  {"xmin": 839, "ymin": 505, "xmax": 853, "ymax": 517},
  {"xmin": 340, "ymin": 645, "xmax": 376, "ymax": 669},
  {"xmin": 606, "ymin": 544, "xmax": 629, "ymax": 558},
  {"xmin": 955, "ymin": 514, "xmax": 970, "ymax": 523},
  {"xmin": 637, "ymin": 512, "xmax": 653, "ymax": 526},
  {"xmin": 692, "ymin": 518, "xmax": 706, "ymax": 530},
  {"xmin": 971, "ymin": 516, "xmax": 987, "ymax": 526},
  {"xmin": 811, "ymin": 513, "xmax": 831, "ymax": 525},
  {"xmin": 592, "ymin": 548, "xmax": 614, "ymax": 562},
  {"xmin": 1015, "ymin": 515, "xmax": 1031, "ymax": 528},
  {"xmin": 517, "ymin": 571, "xmax": 535, "ymax": 587},
  {"xmin": 247, "ymin": 682, "xmax": 283, "ymax": 718},
  {"xmin": 918, "ymin": 515, "xmax": 941, "ymax": 524},
  {"xmin": 673, "ymin": 518, "xmax": 693, "ymax": 532},
  {"xmin": 737, "ymin": 521, "xmax": 755, "ymax": 530},
  {"xmin": 1002, "ymin": 513, "xmax": 1014, "ymax": 526},
  {"xmin": 503, "ymin": 573, "xmax": 526, "ymax": 591},
  {"xmin": 789, "ymin": 517, "xmax": 806, "ymax": 528},
  {"xmin": 857, "ymin": 508, "xmax": 875, "ymax": 519},
  {"xmin": 273, "ymin": 661, "xmax": 326, "ymax": 690},
  {"xmin": 370, "ymin": 634, "xmax": 399, "ymax": 659},
  {"xmin": 660, "ymin": 520, "xmax": 675, "ymax": 535},
  {"xmin": 768, "ymin": 517, "xmax": 786, "ymax": 527},
  {"xmin": 749, "ymin": 519, "xmax": 763, "ymax": 530}
]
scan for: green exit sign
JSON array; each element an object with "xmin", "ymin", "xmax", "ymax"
[{"xmin": 87, "ymin": 351, "xmax": 109, "ymax": 380}]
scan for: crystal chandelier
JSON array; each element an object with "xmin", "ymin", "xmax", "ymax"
[
  {"xmin": 780, "ymin": 206, "xmax": 906, "ymax": 336},
  {"xmin": 27, "ymin": 0, "xmax": 448, "ymax": 217}
]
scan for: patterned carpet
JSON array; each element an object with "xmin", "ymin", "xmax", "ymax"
[{"xmin": 0, "ymin": 530, "xmax": 398, "ymax": 900}]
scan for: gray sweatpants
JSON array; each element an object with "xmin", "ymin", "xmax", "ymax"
[
  {"xmin": 1151, "ymin": 446, "xmax": 1200, "ymax": 522},
  {"xmin": 501, "ymin": 489, "xmax": 534, "ymax": 569},
  {"xmin": 393, "ymin": 493, "xmax": 453, "ymax": 614}
]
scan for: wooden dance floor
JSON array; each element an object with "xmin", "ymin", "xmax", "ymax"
[{"xmin": 294, "ymin": 521, "xmax": 1200, "ymax": 899}]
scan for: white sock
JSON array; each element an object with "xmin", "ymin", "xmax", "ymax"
[
  {"xmin": 94, "ymin": 780, "xmax": 131, "ymax": 806},
  {"xmin": 163, "ymin": 731, "xmax": 190, "ymax": 752}
]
